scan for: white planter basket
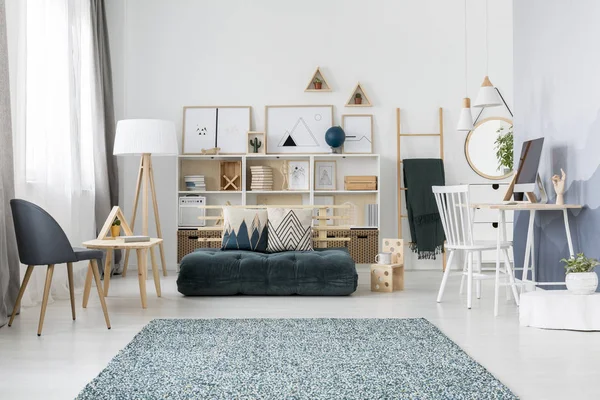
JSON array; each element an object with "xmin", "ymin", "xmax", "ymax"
[{"xmin": 566, "ymin": 272, "xmax": 599, "ymax": 295}]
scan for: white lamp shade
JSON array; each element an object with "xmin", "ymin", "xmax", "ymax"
[
  {"xmin": 457, "ymin": 98, "xmax": 473, "ymax": 131},
  {"xmin": 473, "ymin": 76, "xmax": 502, "ymax": 108},
  {"xmin": 114, "ymin": 119, "xmax": 178, "ymax": 155}
]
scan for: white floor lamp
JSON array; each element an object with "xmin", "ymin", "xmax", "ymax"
[{"xmin": 113, "ymin": 119, "xmax": 178, "ymax": 277}]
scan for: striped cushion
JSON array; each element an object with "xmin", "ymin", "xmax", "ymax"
[{"xmin": 266, "ymin": 208, "xmax": 313, "ymax": 252}]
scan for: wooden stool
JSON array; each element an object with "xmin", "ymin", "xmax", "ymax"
[{"xmin": 371, "ymin": 263, "xmax": 404, "ymax": 292}]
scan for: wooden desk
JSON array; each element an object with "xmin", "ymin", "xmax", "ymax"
[
  {"xmin": 472, "ymin": 203, "xmax": 582, "ymax": 290},
  {"xmin": 82, "ymin": 238, "xmax": 163, "ymax": 309}
]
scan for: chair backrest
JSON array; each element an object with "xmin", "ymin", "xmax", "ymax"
[
  {"xmin": 431, "ymin": 185, "xmax": 474, "ymax": 247},
  {"xmin": 10, "ymin": 199, "xmax": 77, "ymax": 265}
]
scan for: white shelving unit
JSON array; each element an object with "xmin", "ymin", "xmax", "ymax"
[{"xmin": 176, "ymin": 154, "xmax": 381, "ymax": 229}]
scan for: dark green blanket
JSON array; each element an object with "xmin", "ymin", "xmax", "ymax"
[{"xmin": 403, "ymin": 159, "xmax": 445, "ymax": 259}]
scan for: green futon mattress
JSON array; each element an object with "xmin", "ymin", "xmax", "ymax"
[{"xmin": 177, "ymin": 248, "xmax": 358, "ymax": 296}]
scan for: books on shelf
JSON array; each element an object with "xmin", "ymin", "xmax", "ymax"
[
  {"xmin": 366, "ymin": 203, "xmax": 378, "ymax": 227},
  {"xmin": 250, "ymin": 166, "xmax": 273, "ymax": 191},
  {"xmin": 184, "ymin": 175, "xmax": 206, "ymax": 191}
]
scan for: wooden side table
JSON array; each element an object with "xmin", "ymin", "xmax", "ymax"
[
  {"xmin": 81, "ymin": 238, "xmax": 163, "ymax": 309},
  {"xmin": 371, "ymin": 264, "xmax": 404, "ymax": 292}
]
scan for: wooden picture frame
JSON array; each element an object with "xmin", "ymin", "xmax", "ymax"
[
  {"xmin": 265, "ymin": 105, "xmax": 334, "ymax": 154},
  {"xmin": 341, "ymin": 114, "xmax": 373, "ymax": 154},
  {"xmin": 287, "ymin": 160, "xmax": 310, "ymax": 191},
  {"xmin": 314, "ymin": 160, "xmax": 336, "ymax": 191},
  {"xmin": 182, "ymin": 106, "xmax": 252, "ymax": 154},
  {"xmin": 247, "ymin": 131, "xmax": 266, "ymax": 154}
]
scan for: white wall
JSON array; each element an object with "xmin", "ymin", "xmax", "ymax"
[{"xmin": 107, "ymin": 0, "xmax": 513, "ymax": 270}]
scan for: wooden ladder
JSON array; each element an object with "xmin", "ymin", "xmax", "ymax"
[{"xmin": 396, "ymin": 108, "xmax": 447, "ymax": 270}]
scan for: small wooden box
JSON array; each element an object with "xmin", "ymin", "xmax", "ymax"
[
  {"xmin": 344, "ymin": 175, "xmax": 377, "ymax": 191},
  {"xmin": 370, "ymin": 263, "xmax": 404, "ymax": 292},
  {"xmin": 220, "ymin": 161, "xmax": 242, "ymax": 191}
]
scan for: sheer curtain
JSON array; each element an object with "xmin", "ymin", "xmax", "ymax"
[{"xmin": 11, "ymin": 0, "xmax": 97, "ymax": 305}]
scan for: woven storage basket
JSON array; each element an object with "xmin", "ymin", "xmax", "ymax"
[
  {"xmin": 177, "ymin": 229, "xmax": 222, "ymax": 263},
  {"xmin": 313, "ymin": 229, "xmax": 379, "ymax": 264}
]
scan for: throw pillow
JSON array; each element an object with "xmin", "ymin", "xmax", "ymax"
[
  {"xmin": 222, "ymin": 207, "xmax": 268, "ymax": 252},
  {"xmin": 267, "ymin": 208, "xmax": 313, "ymax": 252}
]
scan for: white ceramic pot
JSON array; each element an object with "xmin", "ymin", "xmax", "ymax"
[{"xmin": 566, "ymin": 272, "xmax": 598, "ymax": 295}]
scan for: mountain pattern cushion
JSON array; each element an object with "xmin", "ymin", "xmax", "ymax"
[
  {"xmin": 222, "ymin": 208, "xmax": 268, "ymax": 252},
  {"xmin": 267, "ymin": 208, "xmax": 313, "ymax": 252}
]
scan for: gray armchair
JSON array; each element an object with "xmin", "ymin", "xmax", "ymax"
[{"xmin": 9, "ymin": 199, "xmax": 111, "ymax": 335}]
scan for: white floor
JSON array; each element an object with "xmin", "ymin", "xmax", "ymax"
[{"xmin": 1, "ymin": 267, "xmax": 599, "ymax": 400}]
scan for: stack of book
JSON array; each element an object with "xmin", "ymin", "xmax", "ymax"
[
  {"xmin": 185, "ymin": 175, "xmax": 206, "ymax": 191},
  {"xmin": 250, "ymin": 166, "xmax": 273, "ymax": 191}
]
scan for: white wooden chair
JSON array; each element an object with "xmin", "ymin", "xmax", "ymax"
[{"xmin": 432, "ymin": 185, "xmax": 519, "ymax": 316}]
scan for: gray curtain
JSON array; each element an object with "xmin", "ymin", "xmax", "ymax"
[
  {"xmin": 90, "ymin": 0, "xmax": 120, "ymax": 269},
  {"xmin": 0, "ymin": 0, "xmax": 21, "ymax": 328}
]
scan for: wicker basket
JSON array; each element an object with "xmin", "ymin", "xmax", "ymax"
[
  {"xmin": 177, "ymin": 229, "xmax": 222, "ymax": 263},
  {"xmin": 313, "ymin": 229, "xmax": 379, "ymax": 264}
]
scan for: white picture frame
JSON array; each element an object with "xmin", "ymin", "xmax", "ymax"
[
  {"xmin": 265, "ymin": 105, "xmax": 334, "ymax": 154},
  {"xmin": 341, "ymin": 114, "xmax": 373, "ymax": 154},
  {"xmin": 314, "ymin": 196, "xmax": 334, "ymax": 226},
  {"xmin": 182, "ymin": 106, "xmax": 251, "ymax": 154},
  {"xmin": 314, "ymin": 160, "xmax": 336, "ymax": 191},
  {"xmin": 287, "ymin": 160, "xmax": 310, "ymax": 191}
]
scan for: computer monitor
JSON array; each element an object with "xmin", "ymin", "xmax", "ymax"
[{"xmin": 513, "ymin": 137, "xmax": 544, "ymax": 193}]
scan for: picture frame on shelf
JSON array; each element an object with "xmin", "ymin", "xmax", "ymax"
[
  {"xmin": 247, "ymin": 131, "xmax": 266, "ymax": 154},
  {"xmin": 182, "ymin": 106, "xmax": 251, "ymax": 154},
  {"xmin": 341, "ymin": 114, "xmax": 373, "ymax": 154},
  {"xmin": 287, "ymin": 160, "xmax": 310, "ymax": 191},
  {"xmin": 265, "ymin": 105, "xmax": 333, "ymax": 154},
  {"xmin": 314, "ymin": 160, "xmax": 336, "ymax": 191},
  {"xmin": 314, "ymin": 196, "xmax": 334, "ymax": 226}
]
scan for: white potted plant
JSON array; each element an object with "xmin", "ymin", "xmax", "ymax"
[{"xmin": 562, "ymin": 253, "xmax": 599, "ymax": 295}]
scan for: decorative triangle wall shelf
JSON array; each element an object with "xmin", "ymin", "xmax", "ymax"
[
  {"xmin": 305, "ymin": 66, "xmax": 332, "ymax": 92},
  {"xmin": 345, "ymin": 83, "xmax": 372, "ymax": 107}
]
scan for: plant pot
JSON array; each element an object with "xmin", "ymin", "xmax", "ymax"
[
  {"xmin": 355, "ymin": 98, "xmax": 362, "ymax": 104},
  {"xmin": 566, "ymin": 272, "xmax": 598, "ymax": 295},
  {"xmin": 314, "ymin": 82, "xmax": 322, "ymax": 90},
  {"xmin": 111, "ymin": 225, "xmax": 121, "ymax": 238}
]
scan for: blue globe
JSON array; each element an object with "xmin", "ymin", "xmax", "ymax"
[{"xmin": 325, "ymin": 126, "xmax": 346, "ymax": 149}]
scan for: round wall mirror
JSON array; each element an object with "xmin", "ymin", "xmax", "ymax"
[{"xmin": 465, "ymin": 117, "xmax": 513, "ymax": 180}]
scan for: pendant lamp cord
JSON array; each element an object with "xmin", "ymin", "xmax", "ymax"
[
  {"xmin": 485, "ymin": 0, "xmax": 489, "ymax": 74},
  {"xmin": 464, "ymin": 0, "xmax": 468, "ymax": 96}
]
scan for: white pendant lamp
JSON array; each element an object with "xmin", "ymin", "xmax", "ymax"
[
  {"xmin": 473, "ymin": 0, "xmax": 502, "ymax": 108},
  {"xmin": 457, "ymin": 0, "xmax": 473, "ymax": 131}
]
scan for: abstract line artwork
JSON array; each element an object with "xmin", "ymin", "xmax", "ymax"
[
  {"xmin": 183, "ymin": 106, "xmax": 251, "ymax": 154},
  {"xmin": 342, "ymin": 114, "xmax": 373, "ymax": 154},
  {"xmin": 314, "ymin": 160, "xmax": 336, "ymax": 190},
  {"xmin": 287, "ymin": 160, "xmax": 309, "ymax": 191},
  {"xmin": 266, "ymin": 106, "xmax": 333, "ymax": 154}
]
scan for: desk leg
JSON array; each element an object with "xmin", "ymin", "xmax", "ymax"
[
  {"xmin": 103, "ymin": 249, "xmax": 112, "ymax": 297},
  {"xmin": 521, "ymin": 210, "xmax": 535, "ymax": 293},
  {"xmin": 82, "ymin": 261, "xmax": 93, "ymax": 308},
  {"xmin": 136, "ymin": 249, "xmax": 148, "ymax": 309},
  {"xmin": 563, "ymin": 209, "xmax": 575, "ymax": 257},
  {"xmin": 150, "ymin": 246, "xmax": 161, "ymax": 297}
]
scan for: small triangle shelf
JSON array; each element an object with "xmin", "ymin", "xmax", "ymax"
[
  {"xmin": 305, "ymin": 66, "xmax": 332, "ymax": 92},
  {"xmin": 345, "ymin": 83, "xmax": 372, "ymax": 107}
]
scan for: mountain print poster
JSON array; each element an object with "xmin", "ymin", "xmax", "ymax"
[
  {"xmin": 342, "ymin": 114, "xmax": 373, "ymax": 154},
  {"xmin": 266, "ymin": 106, "xmax": 333, "ymax": 154}
]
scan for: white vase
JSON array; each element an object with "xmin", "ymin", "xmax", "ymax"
[{"xmin": 566, "ymin": 272, "xmax": 598, "ymax": 295}]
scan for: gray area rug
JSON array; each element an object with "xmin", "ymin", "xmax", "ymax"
[{"xmin": 77, "ymin": 318, "xmax": 517, "ymax": 399}]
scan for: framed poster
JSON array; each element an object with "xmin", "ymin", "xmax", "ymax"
[
  {"xmin": 341, "ymin": 114, "xmax": 373, "ymax": 154},
  {"xmin": 182, "ymin": 106, "xmax": 251, "ymax": 154},
  {"xmin": 314, "ymin": 160, "xmax": 336, "ymax": 191},
  {"xmin": 287, "ymin": 160, "xmax": 310, "ymax": 191},
  {"xmin": 265, "ymin": 105, "xmax": 333, "ymax": 154}
]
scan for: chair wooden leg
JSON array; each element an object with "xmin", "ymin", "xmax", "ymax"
[
  {"xmin": 436, "ymin": 250, "xmax": 455, "ymax": 303},
  {"xmin": 82, "ymin": 262, "xmax": 93, "ymax": 308},
  {"xmin": 37, "ymin": 264, "xmax": 55, "ymax": 336},
  {"xmin": 91, "ymin": 259, "xmax": 111, "ymax": 329},
  {"xmin": 8, "ymin": 265, "xmax": 34, "ymax": 327},
  {"xmin": 67, "ymin": 262, "xmax": 76, "ymax": 320}
]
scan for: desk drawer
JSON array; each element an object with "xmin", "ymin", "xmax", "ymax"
[
  {"xmin": 472, "ymin": 222, "xmax": 514, "ymax": 263},
  {"xmin": 469, "ymin": 183, "xmax": 514, "ymax": 223}
]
